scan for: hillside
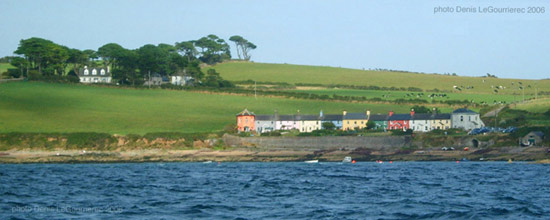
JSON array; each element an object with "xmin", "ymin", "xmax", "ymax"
[
  {"xmin": 0, "ymin": 63, "xmax": 14, "ymax": 78},
  {"xmin": 0, "ymin": 82, "xmax": 422, "ymax": 134},
  {"xmin": 207, "ymin": 62, "xmax": 550, "ymax": 95}
]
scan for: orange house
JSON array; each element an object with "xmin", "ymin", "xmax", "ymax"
[{"xmin": 236, "ymin": 109, "xmax": 255, "ymax": 132}]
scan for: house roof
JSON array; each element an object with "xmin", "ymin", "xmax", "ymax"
[
  {"xmin": 389, "ymin": 114, "xmax": 411, "ymax": 121},
  {"xmin": 431, "ymin": 113, "xmax": 451, "ymax": 120},
  {"xmin": 453, "ymin": 108, "xmax": 477, "ymax": 114},
  {"xmin": 256, "ymin": 115, "xmax": 275, "ymax": 121},
  {"xmin": 321, "ymin": 114, "xmax": 343, "ymax": 121},
  {"xmin": 278, "ymin": 115, "xmax": 296, "ymax": 121},
  {"xmin": 236, "ymin": 109, "xmax": 255, "ymax": 116},
  {"xmin": 300, "ymin": 115, "xmax": 320, "ymax": 120},
  {"xmin": 411, "ymin": 113, "xmax": 432, "ymax": 120},
  {"xmin": 344, "ymin": 113, "xmax": 368, "ymax": 120},
  {"xmin": 78, "ymin": 67, "xmax": 111, "ymax": 77},
  {"xmin": 369, "ymin": 114, "xmax": 388, "ymax": 121},
  {"xmin": 527, "ymin": 131, "xmax": 545, "ymax": 138}
]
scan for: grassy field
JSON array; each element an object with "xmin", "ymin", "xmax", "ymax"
[
  {"xmin": 0, "ymin": 63, "xmax": 14, "ymax": 78},
  {"xmin": 207, "ymin": 62, "xmax": 550, "ymax": 95},
  {"xmin": 0, "ymin": 82, "xmax": 438, "ymax": 134},
  {"xmin": 287, "ymin": 88, "xmax": 535, "ymax": 104},
  {"xmin": 512, "ymin": 98, "xmax": 550, "ymax": 113}
]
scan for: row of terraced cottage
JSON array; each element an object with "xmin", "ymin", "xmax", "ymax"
[{"xmin": 236, "ymin": 108, "xmax": 485, "ymax": 133}]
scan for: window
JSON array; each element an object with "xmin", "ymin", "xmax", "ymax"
[
  {"xmin": 238, "ymin": 119, "xmax": 241, "ymax": 123},
  {"xmin": 101, "ymin": 69, "xmax": 106, "ymax": 75},
  {"xmin": 245, "ymin": 118, "xmax": 248, "ymax": 123},
  {"xmin": 84, "ymin": 70, "xmax": 89, "ymax": 75},
  {"xmin": 425, "ymin": 126, "xmax": 428, "ymax": 130},
  {"xmin": 460, "ymin": 116, "xmax": 463, "ymax": 121},
  {"xmin": 347, "ymin": 121, "xmax": 349, "ymax": 124},
  {"xmin": 92, "ymin": 69, "xmax": 97, "ymax": 75},
  {"xmin": 469, "ymin": 116, "xmax": 471, "ymax": 121},
  {"xmin": 354, "ymin": 121, "xmax": 357, "ymax": 125}
]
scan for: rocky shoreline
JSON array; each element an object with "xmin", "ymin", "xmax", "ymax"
[{"xmin": 1, "ymin": 146, "xmax": 549, "ymax": 163}]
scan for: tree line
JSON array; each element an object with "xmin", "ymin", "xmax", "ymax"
[{"xmin": 3, "ymin": 35, "xmax": 256, "ymax": 86}]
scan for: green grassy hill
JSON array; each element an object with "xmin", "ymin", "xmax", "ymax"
[
  {"xmin": 0, "ymin": 63, "xmax": 14, "ymax": 78},
  {"xmin": 0, "ymin": 82, "xmax": 424, "ymax": 134},
  {"xmin": 207, "ymin": 62, "xmax": 550, "ymax": 95},
  {"xmin": 288, "ymin": 88, "xmax": 531, "ymax": 104}
]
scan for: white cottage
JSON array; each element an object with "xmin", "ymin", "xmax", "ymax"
[{"xmin": 79, "ymin": 66, "xmax": 111, "ymax": 83}]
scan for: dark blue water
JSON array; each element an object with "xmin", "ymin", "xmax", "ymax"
[{"xmin": 1, "ymin": 162, "xmax": 550, "ymax": 220}]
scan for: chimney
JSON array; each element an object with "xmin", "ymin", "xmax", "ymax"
[
  {"xmin": 432, "ymin": 108, "xmax": 437, "ymax": 114},
  {"xmin": 343, "ymin": 110, "xmax": 347, "ymax": 116},
  {"xmin": 320, "ymin": 110, "xmax": 324, "ymax": 117},
  {"xmin": 410, "ymin": 108, "xmax": 415, "ymax": 116},
  {"xmin": 389, "ymin": 111, "xmax": 394, "ymax": 117},
  {"xmin": 366, "ymin": 109, "xmax": 371, "ymax": 117},
  {"xmin": 107, "ymin": 65, "xmax": 110, "ymax": 73}
]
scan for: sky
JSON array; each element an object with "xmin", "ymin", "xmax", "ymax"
[{"xmin": 1, "ymin": 0, "xmax": 549, "ymax": 79}]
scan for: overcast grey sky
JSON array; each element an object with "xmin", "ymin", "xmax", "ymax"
[{"xmin": 1, "ymin": 0, "xmax": 549, "ymax": 79}]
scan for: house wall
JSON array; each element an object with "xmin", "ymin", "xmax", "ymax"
[
  {"xmin": 343, "ymin": 119, "xmax": 368, "ymax": 130},
  {"xmin": 451, "ymin": 113, "xmax": 484, "ymax": 130},
  {"xmin": 373, "ymin": 121, "xmax": 388, "ymax": 130},
  {"xmin": 431, "ymin": 119, "xmax": 451, "ymax": 130},
  {"xmin": 300, "ymin": 120, "xmax": 321, "ymax": 132},
  {"xmin": 388, "ymin": 120, "xmax": 409, "ymax": 130},
  {"xmin": 276, "ymin": 120, "xmax": 300, "ymax": 130},
  {"xmin": 237, "ymin": 115, "xmax": 255, "ymax": 132},
  {"xmin": 255, "ymin": 120, "xmax": 275, "ymax": 133},
  {"xmin": 410, "ymin": 120, "xmax": 431, "ymax": 132},
  {"xmin": 80, "ymin": 76, "xmax": 111, "ymax": 83},
  {"xmin": 171, "ymin": 76, "xmax": 183, "ymax": 86}
]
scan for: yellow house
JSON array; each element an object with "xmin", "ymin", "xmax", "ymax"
[
  {"xmin": 430, "ymin": 113, "xmax": 451, "ymax": 130},
  {"xmin": 342, "ymin": 110, "xmax": 370, "ymax": 131}
]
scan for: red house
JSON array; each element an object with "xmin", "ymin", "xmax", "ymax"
[
  {"xmin": 236, "ymin": 109, "xmax": 255, "ymax": 132},
  {"xmin": 387, "ymin": 111, "xmax": 411, "ymax": 130}
]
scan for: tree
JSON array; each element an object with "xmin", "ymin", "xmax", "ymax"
[
  {"xmin": 229, "ymin": 35, "xmax": 256, "ymax": 61},
  {"xmin": 83, "ymin": 49, "xmax": 98, "ymax": 63},
  {"xmin": 175, "ymin": 41, "xmax": 198, "ymax": 62},
  {"xmin": 9, "ymin": 57, "xmax": 28, "ymax": 77},
  {"xmin": 366, "ymin": 121, "xmax": 376, "ymax": 130},
  {"xmin": 137, "ymin": 44, "xmax": 167, "ymax": 75},
  {"xmin": 14, "ymin": 37, "xmax": 56, "ymax": 75},
  {"xmin": 97, "ymin": 43, "xmax": 125, "ymax": 68},
  {"xmin": 67, "ymin": 48, "xmax": 89, "ymax": 75},
  {"xmin": 322, "ymin": 122, "xmax": 336, "ymax": 130},
  {"xmin": 203, "ymin": 69, "xmax": 234, "ymax": 88},
  {"xmin": 194, "ymin": 35, "xmax": 231, "ymax": 64}
]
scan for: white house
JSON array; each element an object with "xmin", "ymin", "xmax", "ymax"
[
  {"xmin": 79, "ymin": 66, "xmax": 111, "ymax": 83},
  {"xmin": 451, "ymin": 108, "xmax": 484, "ymax": 130}
]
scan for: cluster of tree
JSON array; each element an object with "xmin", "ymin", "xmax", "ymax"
[{"xmin": 5, "ymin": 35, "xmax": 256, "ymax": 87}]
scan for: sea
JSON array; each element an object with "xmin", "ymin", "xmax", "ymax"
[{"xmin": 1, "ymin": 162, "xmax": 549, "ymax": 219}]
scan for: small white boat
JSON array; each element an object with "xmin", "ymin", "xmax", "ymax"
[
  {"xmin": 202, "ymin": 161, "xmax": 213, "ymax": 164},
  {"xmin": 304, "ymin": 160, "xmax": 319, "ymax": 163},
  {"xmin": 342, "ymin": 156, "xmax": 352, "ymax": 163}
]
